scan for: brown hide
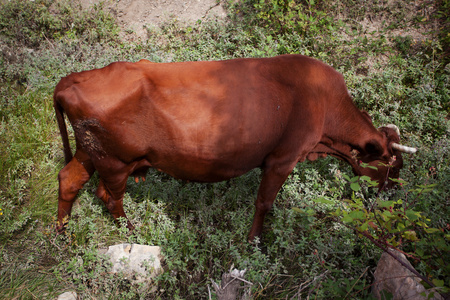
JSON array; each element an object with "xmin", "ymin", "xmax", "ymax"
[{"xmin": 54, "ymin": 54, "xmax": 403, "ymax": 240}]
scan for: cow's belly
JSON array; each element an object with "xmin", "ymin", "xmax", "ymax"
[{"xmin": 144, "ymin": 142, "xmax": 269, "ymax": 183}]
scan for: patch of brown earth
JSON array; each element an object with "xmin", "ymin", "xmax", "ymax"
[{"xmin": 78, "ymin": 0, "xmax": 226, "ymax": 40}]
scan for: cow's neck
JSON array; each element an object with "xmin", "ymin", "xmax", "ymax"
[{"xmin": 325, "ymin": 101, "xmax": 384, "ymax": 156}]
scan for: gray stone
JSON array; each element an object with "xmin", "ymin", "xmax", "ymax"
[
  {"xmin": 373, "ymin": 249, "xmax": 443, "ymax": 300},
  {"xmin": 57, "ymin": 291, "xmax": 77, "ymax": 300},
  {"xmin": 105, "ymin": 244, "xmax": 162, "ymax": 282}
]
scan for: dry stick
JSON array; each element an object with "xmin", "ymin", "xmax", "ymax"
[
  {"xmin": 26, "ymin": 288, "xmax": 39, "ymax": 299},
  {"xmin": 290, "ymin": 270, "xmax": 329, "ymax": 300},
  {"xmin": 228, "ymin": 275, "xmax": 253, "ymax": 287},
  {"xmin": 344, "ymin": 266, "xmax": 369, "ymax": 299},
  {"xmin": 202, "ymin": 1, "xmax": 221, "ymax": 20},
  {"xmin": 208, "ymin": 284, "xmax": 212, "ymax": 300}
]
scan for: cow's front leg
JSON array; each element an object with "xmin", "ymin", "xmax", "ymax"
[
  {"xmin": 96, "ymin": 177, "xmax": 134, "ymax": 230},
  {"xmin": 57, "ymin": 150, "xmax": 94, "ymax": 232},
  {"xmin": 248, "ymin": 160, "xmax": 297, "ymax": 241}
]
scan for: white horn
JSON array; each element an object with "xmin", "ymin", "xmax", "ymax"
[
  {"xmin": 385, "ymin": 124, "xmax": 400, "ymax": 136},
  {"xmin": 392, "ymin": 142, "xmax": 417, "ymax": 154}
]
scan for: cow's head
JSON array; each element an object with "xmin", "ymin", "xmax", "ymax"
[{"xmin": 355, "ymin": 124, "xmax": 416, "ymax": 190}]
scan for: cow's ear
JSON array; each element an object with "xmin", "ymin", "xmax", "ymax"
[
  {"xmin": 360, "ymin": 110, "xmax": 372, "ymax": 123},
  {"xmin": 378, "ymin": 126, "xmax": 401, "ymax": 143}
]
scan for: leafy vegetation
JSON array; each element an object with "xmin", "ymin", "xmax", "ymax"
[
  {"xmin": 0, "ymin": 0, "xmax": 449, "ymax": 298},
  {"xmin": 0, "ymin": 0, "xmax": 118, "ymax": 48}
]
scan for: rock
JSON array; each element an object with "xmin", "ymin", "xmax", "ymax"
[
  {"xmin": 57, "ymin": 291, "xmax": 77, "ymax": 300},
  {"xmin": 372, "ymin": 249, "xmax": 443, "ymax": 300},
  {"xmin": 105, "ymin": 244, "xmax": 162, "ymax": 282}
]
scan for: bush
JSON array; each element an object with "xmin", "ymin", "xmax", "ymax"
[{"xmin": 0, "ymin": 0, "xmax": 118, "ymax": 48}]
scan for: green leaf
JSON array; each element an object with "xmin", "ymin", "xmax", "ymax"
[
  {"xmin": 343, "ymin": 214, "xmax": 353, "ymax": 223},
  {"xmin": 403, "ymin": 230, "xmax": 419, "ymax": 241},
  {"xmin": 350, "ymin": 176, "xmax": 359, "ymax": 182},
  {"xmin": 349, "ymin": 210, "xmax": 365, "ymax": 220},
  {"xmin": 432, "ymin": 279, "xmax": 444, "ymax": 287},
  {"xmin": 412, "ymin": 184, "xmax": 438, "ymax": 193},
  {"xmin": 382, "ymin": 210, "xmax": 393, "ymax": 218},
  {"xmin": 360, "ymin": 175, "xmax": 372, "ymax": 182},
  {"xmin": 331, "ymin": 208, "xmax": 343, "ymax": 216},
  {"xmin": 416, "ymin": 183, "xmax": 438, "ymax": 189},
  {"xmin": 292, "ymin": 207, "xmax": 303, "ymax": 213},
  {"xmin": 390, "ymin": 177, "xmax": 407, "ymax": 185},
  {"xmin": 360, "ymin": 221, "xmax": 368, "ymax": 231},
  {"xmin": 306, "ymin": 209, "xmax": 315, "ymax": 215},
  {"xmin": 359, "ymin": 162, "xmax": 378, "ymax": 170},
  {"xmin": 424, "ymin": 228, "xmax": 440, "ymax": 234},
  {"xmin": 416, "ymin": 248, "xmax": 424, "ymax": 257},
  {"xmin": 350, "ymin": 182, "xmax": 360, "ymax": 192},
  {"xmin": 379, "ymin": 200, "xmax": 395, "ymax": 208},
  {"xmin": 313, "ymin": 197, "xmax": 334, "ymax": 204},
  {"xmin": 406, "ymin": 210, "xmax": 421, "ymax": 221}
]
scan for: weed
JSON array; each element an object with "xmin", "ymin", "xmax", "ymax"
[{"xmin": 0, "ymin": 0, "xmax": 118, "ymax": 49}]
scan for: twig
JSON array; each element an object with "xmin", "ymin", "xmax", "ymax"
[
  {"xmin": 202, "ymin": 1, "xmax": 221, "ymax": 19},
  {"xmin": 230, "ymin": 274, "xmax": 253, "ymax": 286},
  {"xmin": 291, "ymin": 270, "xmax": 329, "ymax": 300},
  {"xmin": 344, "ymin": 266, "xmax": 369, "ymax": 299},
  {"xmin": 50, "ymin": 233, "xmax": 62, "ymax": 251},
  {"xmin": 26, "ymin": 288, "xmax": 39, "ymax": 299},
  {"xmin": 43, "ymin": 33, "xmax": 55, "ymax": 50}
]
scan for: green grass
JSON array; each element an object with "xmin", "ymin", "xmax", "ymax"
[{"xmin": 0, "ymin": 0, "xmax": 449, "ymax": 298}]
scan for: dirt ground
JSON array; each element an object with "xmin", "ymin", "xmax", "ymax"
[{"xmin": 78, "ymin": 0, "xmax": 227, "ymax": 40}]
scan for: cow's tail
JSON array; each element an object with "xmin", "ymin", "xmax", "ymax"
[{"xmin": 54, "ymin": 98, "xmax": 73, "ymax": 165}]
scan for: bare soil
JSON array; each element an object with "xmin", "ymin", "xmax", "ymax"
[{"xmin": 78, "ymin": 0, "xmax": 226, "ymax": 40}]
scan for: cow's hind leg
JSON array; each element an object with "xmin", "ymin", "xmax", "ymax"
[
  {"xmin": 57, "ymin": 150, "xmax": 95, "ymax": 232},
  {"xmin": 248, "ymin": 158, "xmax": 298, "ymax": 241},
  {"xmin": 95, "ymin": 173, "xmax": 133, "ymax": 230}
]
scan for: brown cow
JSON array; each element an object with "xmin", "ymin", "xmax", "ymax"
[{"xmin": 54, "ymin": 54, "xmax": 416, "ymax": 240}]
